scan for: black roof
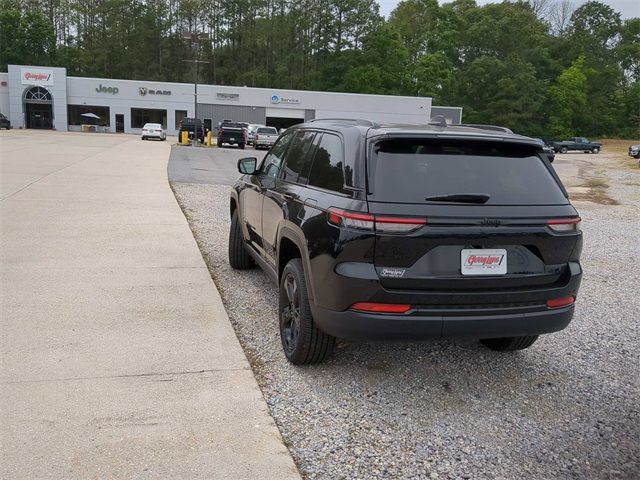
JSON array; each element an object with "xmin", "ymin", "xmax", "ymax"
[{"xmin": 298, "ymin": 118, "xmax": 539, "ymax": 146}]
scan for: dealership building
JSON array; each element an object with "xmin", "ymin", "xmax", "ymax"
[{"xmin": 0, "ymin": 64, "xmax": 462, "ymax": 134}]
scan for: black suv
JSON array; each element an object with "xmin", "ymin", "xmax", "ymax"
[{"xmin": 229, "ymin": 119, "xmax": 582, "ymax": 364}]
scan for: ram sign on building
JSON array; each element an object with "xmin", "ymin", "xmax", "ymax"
[{"xmin": 0, "ymin": 64, "xmax": 462, "ymax": 134}]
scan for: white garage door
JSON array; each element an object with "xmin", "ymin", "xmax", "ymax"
[{"xmin": 265, "ymin": 107, "xmax": 306, "ymax": 118}]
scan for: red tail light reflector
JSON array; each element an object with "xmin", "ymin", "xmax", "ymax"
[
  {"xmin": 350, "ymin": 302, "xmax": 411, "ymax": 314},
  {"xmin": 546, "ymin": 296, "xmax": 575, "ymax": 309},
  {"xmin": 327, "ymin": 208, "xmax": 375, "ymax": 230},
  {"xmin": 547, "ymin": 217, "xmax": 581, "ymax": 232},
  {"xmin": 327, "ymin": 208, "xmax": 425, "ymax": 233}
]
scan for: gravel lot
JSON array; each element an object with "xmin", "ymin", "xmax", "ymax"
[{"xmin": 171, "ymin": 148, "xmax": 639, "ymax": 479}]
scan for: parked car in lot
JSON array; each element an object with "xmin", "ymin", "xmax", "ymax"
[
  {"xmin": 254, "ymin": 126, "xmax": 279, "ymax": 149},
  {"xmin": 247, "ymin": 124, "xmax": 264, "ymax": 146},
  {"xmin": 178, "ymin": 117, "xmax": 205, "ymax": 143},
  {"xmin": 141, "ymin": 123, "xmax": 166, "ymax": 141},
  {"xmin": 0, "ymin": 113, "xmax": 10, "ymax": 129},
  {"xmin": 550, "ymin": 137, "xmax": 601, "ymax": 154},
  {"xmin": 218, "ymin": 121, "xmax": 247, "ymax": 149},
  {"xmin": 534, "ymin": 138, "xmax": 555, "ymax": 162},
  {"xmin": 629, "ymin": 144, "xmax": 640, "ymax": 159},
  {"xmin": 228, "ymin": 119, "xmax": 583, "ymax": 364}
]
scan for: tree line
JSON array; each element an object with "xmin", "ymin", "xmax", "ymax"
[{"xmin": 1, "ymin": 0, "xmax": 638, "ymax": 138}]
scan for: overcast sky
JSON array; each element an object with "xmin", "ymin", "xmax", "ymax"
[{"xmin": 377, "ymin": 0, "xmax": 640, "ymax": 19}]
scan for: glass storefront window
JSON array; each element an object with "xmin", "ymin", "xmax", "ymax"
[
  {"xmin": 67, "ymin": 105, "xmax": 110, "ymax": 126},
  {"xmin": 131, "ymin": 108, "xmax": 166, "ymax": 129}
]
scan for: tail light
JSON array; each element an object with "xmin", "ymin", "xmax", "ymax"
[
  {"xmin": 547, "ymin": 217, "xmax": 581, "ymax": 233},
  {"xmin": 546, "ymin": 296, "xmax": 575, "ymax": 308},
  {"xmin": 327, "ymin": 208, "xmax": 425, "ymax": 233},
  {"xmin": 350, "ymin": 302, "xmax": 411, "ymax": 314}
]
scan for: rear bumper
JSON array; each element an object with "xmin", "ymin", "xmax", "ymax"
[
  {"xmin": 311, "ymin": 303, "xmax": 574, "ymax": 341},
  {"xmin": 308, "ymin": 260, "xmax": 581, "ymax": 341}
]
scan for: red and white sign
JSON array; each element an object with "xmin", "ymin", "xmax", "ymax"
[
  {"xmin": 21, "ymin": 67, "xmax": 54, "ymax": 86},
  {"xmin": 461, "ymin": 249, "xmax": 507, "ymax": 275}
]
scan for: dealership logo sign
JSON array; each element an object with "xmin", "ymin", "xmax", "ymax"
[
  {"xmin": 21, "ymin": 67, "xmax": 54, "ymax": 86},
  {"xmin": 271, "ymin": 94, "xmax": 300, "ymax": 104},
  {"xmin": 139, "ymin": 86, "xmax": 171, "ymax": 96},
  {"xmin": 217, "ymin": 92, "xmax": 239, "ymax": 101},
  {"xmin": 96, "ymin": 84, "xmax": 119, "ymax": 95},
  {"xmin": 24, "ymin": 72, "xmax": 51, "ymax": 82}
]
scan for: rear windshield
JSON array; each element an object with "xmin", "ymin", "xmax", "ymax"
[
  {"xmin": 368, "ymin": 138, "xmax": 567, "ymax": 205},
  {"xmin": 257, "ymin": 127, "xmax": 278, "ymax": 134}
]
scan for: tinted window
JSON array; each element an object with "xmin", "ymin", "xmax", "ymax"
[
  {"xmin": 368, "ymin": 139, "xmax": 568, "ymax": 205},
  {"xmin": 307, "ymin": 134, "xmax": 347, "ymax": 193},
  {"xmin": 262, "ymin": 133, "xmax": 294, "ymax": 178},
  {"xmin": 257, "ymin": 127, "xmax": 278, "ymax": 134},
  {"xmin": 282, "ymin": 131, "xmax": 318, "ymax": 183}
]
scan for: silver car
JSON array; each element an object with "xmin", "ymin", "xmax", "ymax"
[{"xmin": 254, "ymin": 126, "xmax": 279, "ymax": 149}]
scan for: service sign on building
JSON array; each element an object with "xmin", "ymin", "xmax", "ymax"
[{"xmin": 21, "ymin": 67, "xmax": 54, "ymax": 86}]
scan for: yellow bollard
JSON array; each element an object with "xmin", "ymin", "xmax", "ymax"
[
  {"xmin": 181, "ymin": 131, "xmax": 189, "ymax": 145},
  {"xmin": 206, "ymin": 131, "xmax": 212, "ymax": 146}
]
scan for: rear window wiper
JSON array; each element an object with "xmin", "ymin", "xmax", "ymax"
[{"xmin": 425, "ymin": 193, "xmax": 490, "ymax": 204}]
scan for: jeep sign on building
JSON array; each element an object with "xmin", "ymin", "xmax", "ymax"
[{"xmin": 0, "ymin": 64, "xmax": 462, "ymax": 134}]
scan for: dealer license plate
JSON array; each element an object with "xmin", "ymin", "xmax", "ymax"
[{"xmin": 461, "ymin": 249, "xmax": 507, "ymax": 275}]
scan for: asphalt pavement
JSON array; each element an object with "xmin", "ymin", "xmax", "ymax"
[{"xmin": 168, "ymin": 144, "xmax": 264, "ymax": 185}]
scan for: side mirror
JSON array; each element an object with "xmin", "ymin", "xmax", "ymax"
[{"xmin": 238, "ymin": 157, "xmax": 258, "ymax": 175}]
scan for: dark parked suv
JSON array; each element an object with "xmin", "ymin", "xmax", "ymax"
[{"xmin": 229, "ymin": 119, "xmax": 583, "ymax": 364}]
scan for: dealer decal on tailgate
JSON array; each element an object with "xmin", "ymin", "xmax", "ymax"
[{"xmin": 461, "ymin": 249, "xmax": 507, "ymax": 275}]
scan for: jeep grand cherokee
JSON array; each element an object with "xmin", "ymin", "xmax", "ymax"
[{"xmin": 228, "ymin": 119, "xmax": 583, "ymax": 364}]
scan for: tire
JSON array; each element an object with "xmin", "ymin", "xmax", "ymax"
[
  {"xmin": 228, "ymin": 211, "xmax": 254, "ymax": 270},
  {"xmin": 279, "ymin": 259, "xmax": 335, "ymax": 365},
  {"xmin": 239, "ymin": 143, "xmax": 246, "ymax": 150},
  {"xmin": 560, "ymin": 146, "xmax": 568, "ymax": 154},
  {"xmin": 480, "ymin": 335, "xmax": 539, "ymax": 351},
  {"xmin": 592, "ymin": 147, "xmax": 600, "ymax": 154}
]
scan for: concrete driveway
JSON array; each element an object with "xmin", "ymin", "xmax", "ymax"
[{"xmin": 0, "ymin": 131, "xmax": 299, "ymax": 479}]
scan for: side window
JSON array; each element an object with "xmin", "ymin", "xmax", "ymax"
[
  {"xmin": 262, "ymin": 133, "xmax": 293, "ymax": 178},
  {"xmin": 282, "ymin": 130, "xmax": 318, "ymax": 184},
  {"xmin": 307, "ymin": 133, "xmax": 347, "ymax": 194}
]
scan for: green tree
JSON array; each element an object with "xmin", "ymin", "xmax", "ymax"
[
  {"xmin": 0, "ymin": 7, "xmax": 56, "ymax": 70},
  {"xmin": 547, "ymin": 56, "xmax": 588, "ymax": 138}
]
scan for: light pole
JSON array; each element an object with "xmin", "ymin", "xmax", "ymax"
[{"xmin": 182, "ymin": 32, "xmax": 210, "ymax": 145}]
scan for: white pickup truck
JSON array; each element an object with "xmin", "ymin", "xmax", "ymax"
[{"xmin": 254, "ymin": 127, "xmax": 279, "ymax": 150}]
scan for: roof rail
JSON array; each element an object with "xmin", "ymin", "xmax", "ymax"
[
  {"xmin": 308, "ymin": 118, "xmax": 379, "ymax": 128},
  {"xmin": 460, "ymin": 123, "xmax": 514, "ymax": 134},
  {"xmin": 428, "ymin": 115, "xmax": 448, "ymax": 127}
]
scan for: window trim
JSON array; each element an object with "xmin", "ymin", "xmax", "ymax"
[
  {"xmin": 304, "ymin": 131, "xmax": 350, "ymax": 195},
  {"xmin": 279, "ymin": 129, "xmax": 323, "ymax": 185},
  {"xmin": 259, "ymin": 131, "xmax": 295, "ymax": 178}
]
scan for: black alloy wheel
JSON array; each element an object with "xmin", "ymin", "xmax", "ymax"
[
  {"xmin": 278, "ymin": 259, "xmax": 335, "ymax": 365},
  {"xmin": 281, "ymin": 272, "xmax": 300, "ymax": 355}
]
